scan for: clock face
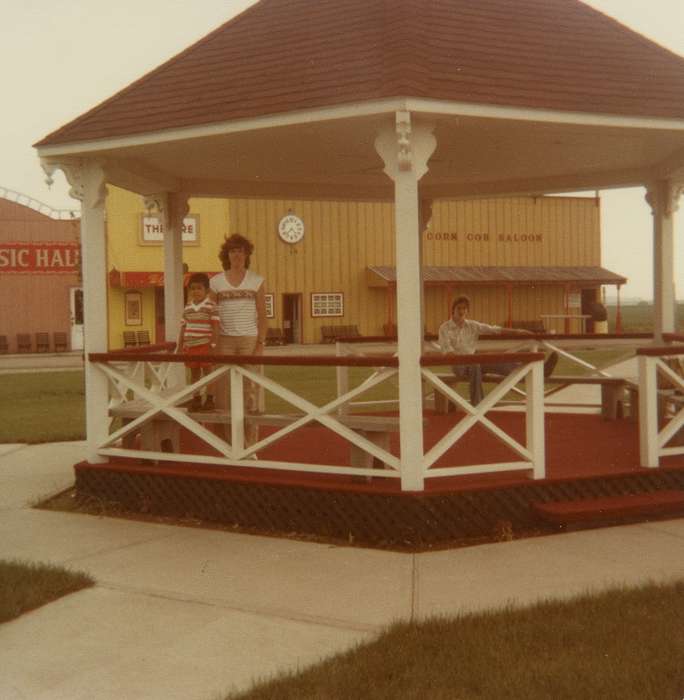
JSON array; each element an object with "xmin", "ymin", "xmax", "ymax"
[{"xmin": 278, "ymin": 214, "xmax": 304, "ymax": 244}]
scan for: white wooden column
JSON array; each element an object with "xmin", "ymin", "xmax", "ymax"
[
  {"xmin": 375, "ymin": 111, "xmax": 436, "ymax": 491},
  {"xmin": 44, "ymin": 160, "xmax": 109, "ymax": 463},
  {"xmin": 146, "ymin": 192, "xmax": 188, "ymax": 345},
  {"xmin": 645, "ymin": 180, "xmax": 682, "ymax": 341}
]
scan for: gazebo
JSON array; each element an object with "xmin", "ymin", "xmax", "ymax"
[{"xmin": 35, "ymin": 0, "xmax": 684, "ymax": 537}]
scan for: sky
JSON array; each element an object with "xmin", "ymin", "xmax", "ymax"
[{"xmin": 1, "ymin": 0, "xmax": 682, "ymax": 300}]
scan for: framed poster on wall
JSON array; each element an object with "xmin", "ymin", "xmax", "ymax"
[{"xmin": 125, "ymin": 291, "xmax": 143, "ymax": 326}]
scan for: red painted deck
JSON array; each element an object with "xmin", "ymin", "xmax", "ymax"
[
  {"xmin": 95, "ymin": 410, "xmax": 684, "ymax": 493},
  {"xmin": 75, "ymin": 410, "xmax": 684, "ymax": 549}
]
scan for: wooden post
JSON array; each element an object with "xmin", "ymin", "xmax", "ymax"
[
  {"xmin": 525, "ymin": 359, "xmax": 546, "ymax": 479},
  {"xmin": 646, "ymin": 180, "xmax": 681, "ymax": 342},
  {"xmin": 375, "ymin": 111, "xmax": 436, "ymax": 491},
  {"xmin": 639, "ymin": 354, "xmax": 659, "ymax": 467},
  {"xmin": 48, "ymin": 161, "xmax": 110, "ymax": 463},
  {"xmin": 615, "ymin": 284, "xmax": 623, "ymax": 334}
]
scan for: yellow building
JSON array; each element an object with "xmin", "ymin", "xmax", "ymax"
[{"xmin": 106, "ymin": 186, "xmax": 624, "ymax": 348}]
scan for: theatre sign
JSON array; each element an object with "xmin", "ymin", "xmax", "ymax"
[{"xmin": 0, "ymin": 242, "xmax": 80, "ymax": 273}]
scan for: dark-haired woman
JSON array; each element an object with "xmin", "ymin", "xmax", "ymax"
[{"xmin": 210, "ymin": 233, "xmax": 268, "ymax": 447}]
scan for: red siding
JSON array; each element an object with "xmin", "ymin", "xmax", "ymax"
[{"xmin": 0, "ymin": 199, "xmax": 80, "ymax": 352}]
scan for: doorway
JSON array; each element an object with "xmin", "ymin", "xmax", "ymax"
[
  {"xmin": 282, "ymin": 294, "xmax": 302, "ymax": 344},
  {"xmin": 155, "ymin": 287, "xmax": 166, "ymax": 343},
  {"xmin": 581, "ymin": 288, "xmax": 599, "ymax": 334},
  {"xmin": 69, "ymin": 287, "xmax": 84, "ymax": 350}
]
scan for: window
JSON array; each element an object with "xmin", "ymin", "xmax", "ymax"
[
  {"xmin": 311, "ymin": 292, "xmax": 344, "ymax": 317},
  {"xmin": 265, "ymin": 293, "xmax": 275, "ymax": 319}
]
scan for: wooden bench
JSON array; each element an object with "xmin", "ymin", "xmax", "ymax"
[
  {"xmin": 321, "ymin": 325, "xmax": 362, "ymax": 343},
  {"xmin": 511, "ymin": 320, "xmax": 546, "ymax": 333},
  {"xmin": 266, "ymin": 327, "xmax": 286, "ymax": 346},
  {"xmin": 532, "ymin": 490, "xmax": 684, "ymax": 528},
  {"xmin": 123, "ymin": 331, "xmax": 137, "ymax": 348},
  {"xmin": 432, "ymin": 372, "xmax": 628, "ymax": 420},
  {"xmin": 110, "ymin": 401, "xmax": 403, "ymax": 470},
  {"xmin": 432, "ymin": 372, "xmax": 512, "ymax": 414},
  {"xmin": 545, "ymin": 375, "xmax": 628, "ymax": 420}
]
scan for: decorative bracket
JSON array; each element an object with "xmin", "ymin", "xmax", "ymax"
[
  {"xmin": 645, "ymin": 180, "xmax": 684, "ymax": 218},
  {"xmin": 375, "ymin": 111, "xmax": 437, "ymax": 182},
  {"xmin": 41, "ymin": 158, "xmax": 107, "ymax": 209},
  {"xmin": 144, "ymin": 192, "xmax": 190, "ymax": 231},
  {"xmin": 396, "ymin": 110, "xmax": 412, "ymax": 172}
]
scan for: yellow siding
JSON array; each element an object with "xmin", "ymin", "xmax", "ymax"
[
  {"xmin": 425, "ymin": 196, "xmax": 600, "ymax": 267},
  {"xmin": 106, "ymin": 187, "xmax": 603, "ymax": 345},
  {"xmin": 108, "ymin": 287, "xmax": 156, "ymax": 349}
]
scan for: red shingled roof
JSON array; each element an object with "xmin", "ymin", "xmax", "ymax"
[{"xmin": 37, "ymin": 0, "xmax": 684, "ymax": 148}]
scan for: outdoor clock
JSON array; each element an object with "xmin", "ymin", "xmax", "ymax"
[{"xmin": 278, "ymin": 213, "xmax": 305, "ymax": 244}]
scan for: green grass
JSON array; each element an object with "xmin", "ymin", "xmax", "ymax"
[
  {"xmin": 263, "ymin": 366, "xmax": 398, "ymax": 413},
  {"xmin": 0, "ymin": 348, "xmax": 634, "ymax": 444},
  {"xmin": 225, "ymin": 579, "xmax": 684, "ymax": 700},
  {"xmin": 0, "ymin": 371, "xmax": 85, "ymax": 443},
  {"xmin": 0, "ymin": 559, "xmax": 94, "ymax": 624},
  {"xmin": 607, "ymin": 301, "xmax": 684, "ymax": 333}
]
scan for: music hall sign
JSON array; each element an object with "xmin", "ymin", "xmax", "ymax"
[{"xmin": 0, "ymin": 242, "xmax": 80, "ymax": 273}]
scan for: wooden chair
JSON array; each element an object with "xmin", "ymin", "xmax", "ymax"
[
  {"xmin": 136, "ymin": 330, "xmax": 151, "ymax": 345},
  {"xmin": 17, "ymin": 334, "xmax": 31, "ymax": 353},
  {"xmin": 123, "ymin": 331, "xmax": 137, "ymax": 348},
  {"xmin": 36, "ymin": 332, "xmax": 50, "ymax": 353},
  {"xmin": 54, "ymin": 332, "xmax": 68, "ymax": 353},
  {"xmin": 266, "ymin": 328, "xmax": 286, "ymax": 346},
  {"xmin": 0, "ymin": 335, "xmax": 8, "ymax": 354},
  {"xmin": 321, "ymin": 326, "xmax": 336, "ymax": 343}
]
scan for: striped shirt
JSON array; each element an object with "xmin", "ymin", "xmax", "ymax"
[
  {"xmin": 181, "ymin": 298, "xmax": 220, "ymax": 348},
  {"xmin": 210, "ymin": 269, "xmax": 264, "ymax": 336}
]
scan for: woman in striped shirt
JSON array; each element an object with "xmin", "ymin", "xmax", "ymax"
[{"xmin": 210, "ymin": 234, "xmax": 268, "ymax": 447}]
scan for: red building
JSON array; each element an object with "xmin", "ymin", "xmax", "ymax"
[{"xmin": 0, "ymin": 188, "xmax": 82, "ymax": 353}]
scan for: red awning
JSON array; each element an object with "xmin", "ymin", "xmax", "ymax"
[
  {"xmin": 109, "ymin": 269, "xmax": 218, "ymax": 288},
  {"xmin": 367, "ymin": 266, "xmax": 627, "ymax": 287}
]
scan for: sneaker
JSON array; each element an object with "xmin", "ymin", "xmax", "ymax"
[
  {"xmin": 544, "ymin": 351, "xmax": 559, "ymax": 378},
  {"xmin": 202, "ymin": 395, "xmax": 216, "ymax": 411},
  {"xmin": 190, "ymin": 395, "xmax": 203, "ymax": 411}
]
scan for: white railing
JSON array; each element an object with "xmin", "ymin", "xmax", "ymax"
[
  {"xmin": 638, "ymin": 345, "xmax": 684, "ymax": 467},
  {"xmin": 93, "ymin": 351, "xmax": 402, "ymax": 482},
  {"xmin": 420, "ymin": 354, "xmax": 546, "ymax": 479},
  {"xmin": 90, "ymin": 335, "xmax": 666, "ymax": 489}
]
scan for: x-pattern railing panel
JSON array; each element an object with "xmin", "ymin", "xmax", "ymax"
[
  {"xmin": 638, "ymin": 350, "xmax": 684, "ymax": 466},
  {"xmin": 655, "ymin": 357, "xmax": 684, "ymax": 451},
  {"xmin": 240, "ymin": 365, "xmax": 401, "ymax": 469},
  {"xmin": 95, "ymin": 359, "xmax": 401, "ymax": 474},
  {"xmin": 98, "ymin": 362, "xmax": 234, "ymax": 458},
  {"xmin": 421, "ymin": 363, "xmax": 537, "ymax": 473}
]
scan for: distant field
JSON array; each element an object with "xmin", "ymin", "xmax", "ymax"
[{"xmin": 606, "ymin": 302, "xmax": 684, "ymax": 333}]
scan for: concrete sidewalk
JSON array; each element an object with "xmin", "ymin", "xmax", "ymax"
[{"xmin": 0, "ymin": 443, "xmax": 683, "ymax": 700}]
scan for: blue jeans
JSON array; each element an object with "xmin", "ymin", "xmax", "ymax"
[{"xmin": 451, "ymin": 362, "xmax": 520, "ymax": 405}]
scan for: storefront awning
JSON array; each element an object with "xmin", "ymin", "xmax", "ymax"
[
  {"xmin": 367, "ymin": 266, "xmax": 627, "ymax": 288},
  {"xmin": 109, "ymin": 269, "xmax": 217, "ymax": 288}
]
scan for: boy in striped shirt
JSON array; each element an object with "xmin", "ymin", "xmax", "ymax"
[{"xmin": 178, "ymin": 273, "xmax": 220, "ymax": 411}]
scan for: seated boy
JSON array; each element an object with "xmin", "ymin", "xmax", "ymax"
[{"xmin": 178, "ymin": 273, "xmax": 220, "ymax": 411}]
